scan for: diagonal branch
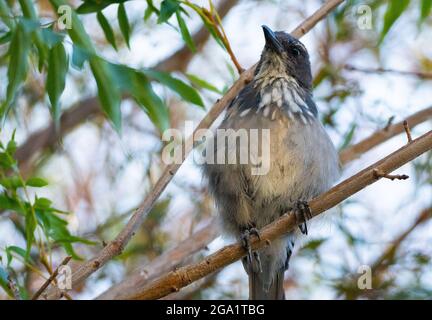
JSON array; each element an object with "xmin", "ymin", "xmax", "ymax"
[
  {"xmin": 128, "ymin": 130, "xmax": 432, "ymax": 300},
  {"xmin": 339, "ymin": 106, "xmax": 432, "ymax": 164},
  {"xmin": 341, "ymin": 206, "xmax": 432, "ymax": 299},
  {"xmin": 15, "ymin": 0, "xmax": 239, "ymax": 177},
  {"xmin": 44, "ymin": 0, "xmax": 346, "ymax": 300},
  {"xmin": 97, "ymin": 105, "xmax": 432, "ymax": 300}
]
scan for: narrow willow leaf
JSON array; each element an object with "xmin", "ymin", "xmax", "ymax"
[
  {"xmin": 26, "ymin": 177, "xmax": 49, "ymax": 188},
  {"xmin": 77, "ymin": 1, "xmax": 109, "ymax": 14},
  {"xmin": 186, "ymin": 73, "xmax": 221, "ymax": 94},
  {"xmin": 0, "ymin": 266, "xmax": 13, "ymax": 298},
  {"xmin": 0, "ymin": 31, "xmax": 11, "ymax": 45},
  {"xmin": 133, "ymin": 75, "xmax": 170, "ymax": 133},
  {"xmin": 182, "ymin": 2, "xmax": 225, "ymax": 49},
  {"xmin": 107, "ymin": 63, "xmax": 169, "ymax": 132},
  {"xmin": 97, "ymin": 11, "xmax": 117, "ymax": 50},
  {"xmin": 118, "ymin": 3, "xmax": 130, "ymax": 48},
  {"xmin": 380, "ymin": 0, "xmax": 410, "ymax": 43},
  {"xmin": 6, "ymin": 246, "xmax": 30, "ymax": 267},
  {"xmin": 143, "ymin": 69, "xmax": 204, "ymax": 108},
  {"xmin": 339, "ymin": 123, "xmax": 357, "ymax": 150},
  {"xmin": 419, "ymin": 0, "xmax": 432, "ymax": 25},
  {"xmin": 25, "ymin": 207, "xmax": 37, "ymax": 259},
  {"xmin": 50, "ymin": 0, "xmax": 122, "ymax": 131},
  {"xmin": 158, "ymin": 0, "xmax": 180, "ymax": 23},
  {"xmin": 46, "ymin": 42, "xmax": 69, "ymax": 124},
  {"xmin": 71, "ymin": 45, "xmax": 88, "ymax": 70},
  {"xmin": 1, "ymin": 23, "xmax": 30, "ymax": 118},
  {"xmin": 90, "ymin": 58, "xmax": 122, "ymax": 131},
  {"xmin": 144, "ymin": 0, "xmax": 159, "ymax": 21},
  {"xmin": 176, "ymin": 11, "xmax": 195, "ymax": 52}
]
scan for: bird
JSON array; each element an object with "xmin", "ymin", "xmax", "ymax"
[{"xmin": 203, "ymin": 25, "xmax": 340, "ymax": 300}]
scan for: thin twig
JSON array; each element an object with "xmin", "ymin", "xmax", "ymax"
[
  {"xmin": 45, "ymin": 0, "xmax": 346, "ymax": 300},
  {"xmin": 344, "ymin": 64, "xmax": 432, "ymax": 80},
  {"xmin": 339, "ymin": 106, "xmax": 432, "ymax": 164},
  {"xmin": 403, "ymin": 120, "xmax": 413, "ymax": 143},
  {"xmin": 128, "ymin": 130, "xmax": 432, "ymax": 300},
  {"xmin": 32, "ymin": 256, "xmax": 72, "ymax": 300},
  {"xmin": 373, "ymin": 169, "xmax": 409, "ymax": 181},
  {"xmin": 342, "ymin": 207, "xmax": 432, "ymax": 299},
  {"xmin": 7, "ymin": 276, "xmax": 21, "ymax": 300}
]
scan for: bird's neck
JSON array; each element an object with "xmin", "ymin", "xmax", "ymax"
[{"xmin": 253, "ymin": 75, "xmax": 317, "ymax": 122}]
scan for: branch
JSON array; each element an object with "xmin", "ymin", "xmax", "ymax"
[
  {"xmin": 44, "ymin": 0, "xmax": 346, "ymax": 299},
  {"xmin": 15, "ymin": 0, "xmax": 239, "ymax": 177},
  {"xmin": 31, "ymin": 256, "xmax": 72, "ymax": 300},
  {"xmin": 344, "ymin": 64, "xmax": 432, "ymax": 80},
  {"xmin": 126, "ymin": 130, "xmax": 432, "ymax": 300},
  {"xmin": 96, "ymin": 219, "xmax": 219, "ymax": 299},
  {"xmin": 339, "ymin": 106, "xmax": 432, "ymax": 164},
  {"xmin": 97, "ymin": 105, "xmax": 428, "ymax": 300},
  {"xmin": 341, "ymin": 206, "xmax": 432, "ymax": 299}
]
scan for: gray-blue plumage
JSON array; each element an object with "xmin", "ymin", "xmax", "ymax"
[{"xmin": 203, "ymin": 26, "xmax": 340, "ymax": 299}]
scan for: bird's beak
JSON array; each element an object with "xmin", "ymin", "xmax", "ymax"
[{"xmin": 262, "ymin": 25, "xmax": 283, "ymax": 54}]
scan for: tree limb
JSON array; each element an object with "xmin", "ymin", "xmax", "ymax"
[
  {"xmin": 43, "ymin": 0, "xmax": 345, "ymax": 299},
  {"xmin": 97, "ymin": 219, "xmax": 219, "ymax": 299},
  {"xmin": 127, "ymin": 130, "xmax": 432, "ymax": 300},
  {"xmin": 339, "ymin": 106, "xmax": 432, "ymax": 164},
  {"xmin": 97, "ymin": 105, "xmax": 432, "ymax": 299}
]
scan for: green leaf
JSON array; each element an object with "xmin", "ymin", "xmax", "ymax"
[
  {"xmin": 41, "ymin": 27, "xmax": 64, "ymax": 48},
  {"xmin": 0, "ymin": 31, "xmax": 11, "ymax": 44},
  {"xmin": 34, "ymin": 197, "xmax": 52, "ymax": 209},
  {"xmin": 0, "ymin": 193, "xmax": 25, "ymax": 214},
  {"xmin": 25, "ymin": 207, "xmax": 37, "ymax": 259},
  {"xmin": 107, "ymin": 63, "xmax": 169, "ymax": 132},
  {"xmin": 419, "ymin": 0, "xmax": 432, "ymax": 25},
  {"xmin": 144, "ymin": 0, "xmax": 159, "ymax": 21},
  {"xmin": 1, "ymin": 23, "xmax": 30, "ymax": 118},
  {"xmin": 26, "ymin": 177, "xmax": 49, "ymax": 188},
  {"xmin": 182, "ymin": 2, "xmax": 225, "ymax": 49},
  {"xmin": 380, "ymin": 0, "xmax": 410, "ymax": 43},
  {"xmin": 0, "ymin": 176, "xmax": 24, "ymax": 189},
  {"xmin": 90, "ymin": 58, "xmax": 122, "ymax": 131},
  {"xmin": 158, "ymin": 0, "xmax": 180, "ymax": 23},
  {"xmin": 133, "ymin": 76, "xmax": 170, "ymax": 132},
  {"xmin": 6, "ymin": 246, "xmax": 30, "ymax": 267},
  {"xmin": 0, "ymin": 266, "xmax": 13, "ymax": 298},
  {"xmin": 46, "ymin": 42, "xmax": 69, "ymax": 124},
  {"xmin": 97, "ymin": 11, "xmax": 117, "ymax": 50},
  {"xmin": 176, "ymin": 11, "xmax": 195, "ymax": 52},
  {"xmin": 186, "ymin": 73, "xmax": 222, "ymax": 94},
  {"xmin": 71, "ymin": 45, "xmax": 89, "ymax": 70},
  {"xmin": 118, "ymin": 3, "xmax": 130, "ymax": 48},
  {"xmin": 77, "ymin": 1, "xmax": 109, "ymax": 14},
  {"xmin": 339, "ymin": 123, "xmax": 356, "ymax": 150},
  {"xmin": 143, "ymin": 70, "xmax": 204, "ymax": 108}
]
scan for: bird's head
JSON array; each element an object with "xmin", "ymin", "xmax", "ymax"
[{"xmin": 255, "ymin": 26, "xmax": 312, "ymax": 91}]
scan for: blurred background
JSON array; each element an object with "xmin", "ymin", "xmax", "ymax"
[{"xmin": 0, "ymin": 0, "xmax": 431, "ymax": 299}]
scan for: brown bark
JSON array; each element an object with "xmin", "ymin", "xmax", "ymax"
[
  {"xmin": 128, "ymin": 130, "xmax": 432, "ymax": 300},
  {"xmin": 44, "ymin": 0, "xmax": 346, "ymax": 299},
  {"xmin": 97, "ymin": 105, "xmax": 432, "ymax": 300}
]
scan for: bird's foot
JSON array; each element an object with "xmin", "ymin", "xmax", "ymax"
[
  {"xmin": 293, "ymin": 200, "xmax": 312, "ymax": 235},
  {"xmin": 241, "ymin": 226, "xmax": 262, "ymax": 273}
]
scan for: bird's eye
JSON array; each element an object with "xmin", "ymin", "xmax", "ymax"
[{"xmin": 292, "ymin": 48, "xmax": 300, "ymax": 56}]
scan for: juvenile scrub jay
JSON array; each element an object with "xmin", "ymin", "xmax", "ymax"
[{"xmin": 203, "ymin": 26, "xmax": 340, "ymax": 299}]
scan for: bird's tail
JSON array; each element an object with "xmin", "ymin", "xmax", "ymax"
[
  {"xmin": 249, "ymin": 265, "xmax": 285, "ymax": 300},
  {"xmin": 245, "ymin": 237, "xmax": 294, "ymax": 300}
]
